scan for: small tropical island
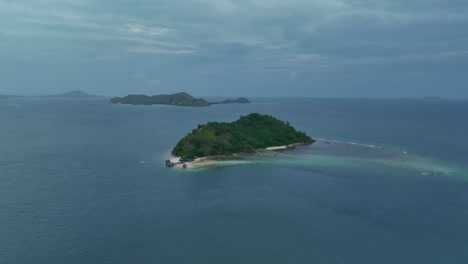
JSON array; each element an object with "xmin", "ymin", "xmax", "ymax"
[
  {"xmin": 108, "ymin": 92, "xmax": 251, "ymax": 107},
  {"xmin": 109, "ymin": 92, "xmax": 210, "ymax": 107},
  {"xmin": 211, "ymin": 97, "xmax": 251, "ymax": 104},
  {"xmin": 167, "ymin": 113, "xmax": 315, "ymax": 168}
]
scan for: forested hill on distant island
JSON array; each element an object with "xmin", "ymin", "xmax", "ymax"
[
  {"xmin": 172, "ymin": 113, "xmax": 314, "ymax": 159},
  {"xmin": 109, "ymin": 92, "xmax": 210, "ymax": 107},
  {"xmin": 108, "ymin": 92, "xmax": 251, "ymax": 107},
  {"xmin": 211, "ymin": 97, "xmax": 251, "ymax": 104}
]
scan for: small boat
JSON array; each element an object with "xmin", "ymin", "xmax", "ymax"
[{"xmin": 182, "ymin": 164, "xmax": 187, "ymax": 169}]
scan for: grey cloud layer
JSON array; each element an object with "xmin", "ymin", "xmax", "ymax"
[{"xmin": 1, "ymin": 0, "xmax": 467, "ymax": 97}]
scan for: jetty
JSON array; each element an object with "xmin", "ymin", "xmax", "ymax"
[{"xmin": 165, "ymin": 158, "xmax": 192, "ymax": 168}]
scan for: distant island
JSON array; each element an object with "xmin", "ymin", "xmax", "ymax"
[
  {"xmin": 109, "ymin": 92, "xmax": 210, "ymax": 107},
  {"xmin": 0, "ymin": 94, "xmax": 23, "ymax": 99},
  {"xmin": 108, "ymin": 92, "xmax": 251, "ymax": 107},
  {"xmin": 170, "ymin": 113, "xmax": 314, "ymax": 164},
  {"xmin": 424, "ymin": 96, "xmax": 443, "ymax": 100},
  {"xmin": 211, "ymin": 97, "xmax": 251, "ymax": 104},
  {"xmin": 0, "ymin": 90, "xmax": 99, "ymax": 99},
  {"xmin": 44, "ymin": 90, "xmax": 101, "ymax": 98}
]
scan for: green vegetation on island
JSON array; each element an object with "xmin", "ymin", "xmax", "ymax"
[
  {"xmin": 109, "ymin": 92, "xmax": 210, "ymax": 107},
  {"xmin": 172, "ymin": 113, "xmax": 314, "ymax": 159},
  {"xmin": 212, "ymin": 97, "xmax": 251, "ymax": 104}
]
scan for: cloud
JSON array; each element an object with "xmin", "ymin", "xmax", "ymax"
[
  {"xmin": 133, "ymin": 72, "xmax": 161, "ymax": 86},
  {"xmin": 1, "ymin": 0, "xmax": 468, "ymax": 97},
  {"xmin": 127, "ymin": 46, "xmax": 198, "ymax": 54},
  {"xmin": 124, "ymin": 24, "xmax": 172, "ymax": 36}
]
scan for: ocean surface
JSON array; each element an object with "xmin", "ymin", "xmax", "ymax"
[{"xmin": 1, "ymin": 97, "xmax": 468, "ymax": 264}]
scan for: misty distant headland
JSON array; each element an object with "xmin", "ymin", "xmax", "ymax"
[
  {"xmin": 0, "ymin": 94, "xmax": 24, "ymax": 99},
  {"xmin": 424, "ymin": 96, "xmax": 443, "ymax": 100},
  {"xmin": 108, "ymin": 92, "xmax": 251, "ymax": 107},
  {"xmin": 0, "ymin": 90, "xmax": 101, "ymax": 99},
  {"xmin": 43, "ymin": 90, "xmax": 101, "ymax": 98}
]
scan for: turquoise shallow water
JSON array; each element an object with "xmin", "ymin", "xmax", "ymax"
[
  {"xmin": 1, "ymin": 98, "xmax": 468, "ymax": 263},
  {"xmin": 193, "ymin": 139, "xmax": 467, "ymax": 179}
]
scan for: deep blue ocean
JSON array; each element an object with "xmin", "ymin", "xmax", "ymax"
[{"xmin": 1, "ymin": 97, "xmax": 468, "ymax": 264}]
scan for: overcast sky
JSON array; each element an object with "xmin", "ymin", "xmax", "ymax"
[{"xmin": 1, "ymin": 0, "xmax": 467, "ymax": 97}]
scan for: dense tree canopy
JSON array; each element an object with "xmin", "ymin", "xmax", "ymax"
[
  {"xmin": 172, "ymin": 113, "xmax": 314, "ymax": 159},
  {"xmin": 109, "ymin": 92, "xmax": 254, "ymax": 107}
]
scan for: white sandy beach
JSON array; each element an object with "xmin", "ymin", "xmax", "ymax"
[
  {"xmin": 167, "ymin": 143, "xmax": 306, "ymax": 169},
  {"xmin": 169, "ymin": 156, "xmax": 246, "ymax": 169},
  {"xmin": 265, "ymin": 145, "xmax": 290, "ymax": 150}
]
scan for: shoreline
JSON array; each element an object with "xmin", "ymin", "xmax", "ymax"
[{"xmin": 166, "ymin": 141, "xmax": 312, "ymax": 169}]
